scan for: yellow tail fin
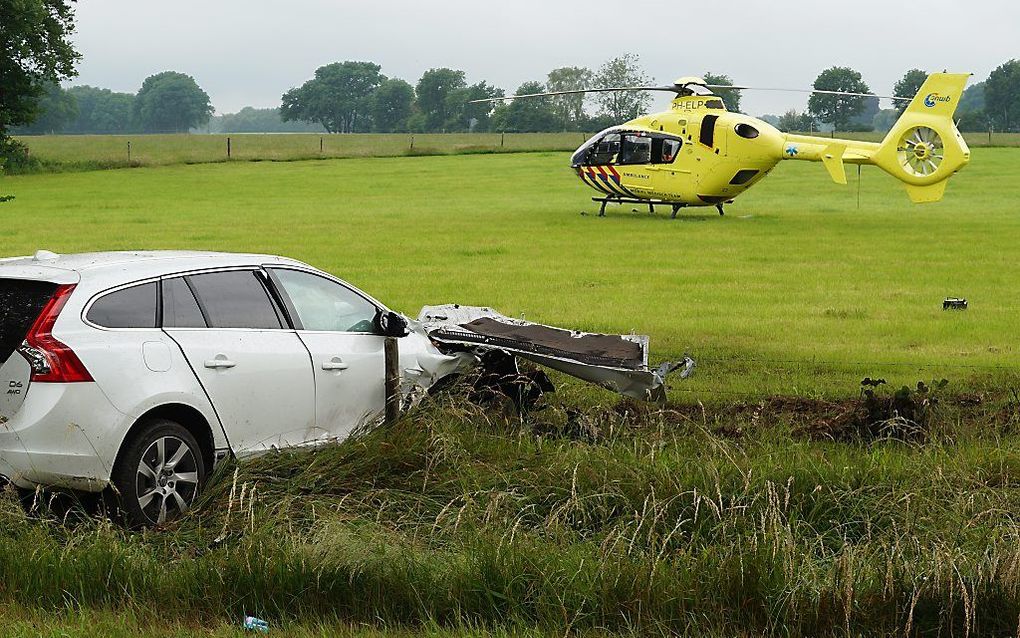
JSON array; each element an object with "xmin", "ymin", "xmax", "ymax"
[{"xmin": 871, "ymin": 73, "xmax": 971, "ymax": 203}]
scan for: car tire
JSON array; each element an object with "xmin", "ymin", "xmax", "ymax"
[{"xmin": 110, "ymin": 419, "xmax": 206, "ymax": 527}]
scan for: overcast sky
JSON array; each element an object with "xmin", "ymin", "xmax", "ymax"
[{"xmin": 69, "ymin": 0, "xmax": 1018, "ymax": 117}]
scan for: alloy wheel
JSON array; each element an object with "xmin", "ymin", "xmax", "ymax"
[{"xmin": 135, "ymin": 435, "xmax": 200, "ymax": 524}]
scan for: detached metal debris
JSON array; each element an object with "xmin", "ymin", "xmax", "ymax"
[{"xmin": 417, "ymin": 305, "xmax": 694, "ymax": 402}]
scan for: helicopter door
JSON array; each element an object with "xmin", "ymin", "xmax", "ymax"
[{"xmin": 618, "ymin": 134, "xmax": 652, "ymax": 165}]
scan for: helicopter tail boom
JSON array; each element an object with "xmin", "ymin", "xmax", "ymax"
[{"xmin": 777, "ymin": 73, "xmax": 970, "ymax": 203}]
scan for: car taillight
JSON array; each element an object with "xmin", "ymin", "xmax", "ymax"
[{"xmin": 17, "ymin": 284, "xmax": 93, "ymax": 383}]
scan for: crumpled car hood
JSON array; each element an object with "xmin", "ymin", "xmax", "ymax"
[{"xmin": 417, "ymin": 305, "xmax": 693, "ymax": 402}]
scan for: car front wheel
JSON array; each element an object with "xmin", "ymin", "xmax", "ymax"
[{"xmin": 111, "ymin": 419, "xmax": 206, "ymax": 527}]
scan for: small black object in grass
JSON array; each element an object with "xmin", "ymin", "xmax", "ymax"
[{"xmin": 943, "ymin": 298, "xmax": 968, "ymax": 310}]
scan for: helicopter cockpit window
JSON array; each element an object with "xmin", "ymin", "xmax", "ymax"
[
  {"xmin": 619, "ymin": 135, "xmax": 652, "ymax": 165},
  {"xmin": 574, "ymin": 130, "xmax": 683, "ymax": 167},
  {"xmin": 585, "ymin": 133, "xmax": 621, "ymax": 166}
]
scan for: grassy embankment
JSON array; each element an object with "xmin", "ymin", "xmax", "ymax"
[{"xmin": 2, "ymin": 390, "xmax": 1020, "ymax": 636}]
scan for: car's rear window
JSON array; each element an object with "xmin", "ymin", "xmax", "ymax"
[
  {"xmin": 186, "ymin": 271, "xmax": 284, "ymax": 330},
  {"xmin": 0, "ymin": 279, "xmax": 59, "ymax": 364},
  {"xmin": 86, "ymin": 282, "xmax": 158, "ymax": 329}
]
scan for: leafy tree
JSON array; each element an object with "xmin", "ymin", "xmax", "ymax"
[
  {"xmin": 370, "ymin": 79, "xmax": 414, "ymax": 132},
  {"xmin": 959, "ymin": 81, "xmax": 986, "ymax": 114},
  {"xmin": 492, "ymin": 82, "xmax": 559, "ymax": 132},
  {"xmin": 0, "ymin": 0, "xmax": 80, "ymax": 157},
  {"xmin": 446, "ymin": 81, "xmax": 504, "ymax": 132},
  {"xmin": 893, "ymin": 68, "xmax": 927, "ymax": 113},
  {"xmin": 13, "ymin": 82, "xmax": 77, "ymax": 134},
  {"xmin": 957, "ymin": 109, "xmax": 989, "ymax": 132},
  {"xmin": 546, "ymin": 66, "xmax": 593, "ymax": 130},
  {"xmin": 134, "ymin": 71, "xmax": 213, "ymax": 133},
  {"xmin": 65, "ymin": 85, "xmax": 136, "ymax": 133},
  {"xmin": 985, "ymin": 59, "xmax": 1020, "ymax": 132},
  {"xmin": 775, "ymin": 109, "xmax": 817, "ymax": 132},
  {"xmin": 956, "ymin": 81, "xmax": 988, "ymax": 132},
  {"xmin": 872, "ymin": 108, "xmax": 899, "ymax": 132},
  {"xmin": 594, "ymin": 54, "xmax": 652, "ymax": 122},
  {"xmin": 776, "ymin": 109, "xmax": 801, "ymax": 132},
  {"xmin": 415, "ymin": 68, "xmax": 466, "ymax": 132},
  {"xmin": 808, "ymin": 66, "xmax": 871, "ymax": 133},
  {"xmin": 209, "ymin": 107, "xmax": 325, "ymax": 133},
  {"xmin": 281, "ymin": 61, "xmax": 383, "ymax": 133},
  {"xmin": 798, "ymin": 112, "xmax": 817, "ymax": 131},
  {"xmin": 847, "ymin": 95, "xmax": 879, "ymax": 131},
  {"xmin": 703, "ymin": 72, "xmax": 742, "ymax": 113}
]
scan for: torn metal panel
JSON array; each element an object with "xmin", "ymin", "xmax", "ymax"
[
  {"xmin": 417, "ymin": 305, "xmax": 692, "ymax": 402},
  {"xmin": 400, "ymin": 318, "xmax": 479, "ymax": 407}
]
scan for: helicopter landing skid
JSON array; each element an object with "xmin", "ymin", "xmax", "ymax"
[{"xmin": 590, "ymin": 197, "xmax": 688, "ymax": 219}]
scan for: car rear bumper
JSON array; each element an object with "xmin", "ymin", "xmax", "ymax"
[{"xmin": 0, "ymin": 382, "xmax": 127, "ymax": 492}]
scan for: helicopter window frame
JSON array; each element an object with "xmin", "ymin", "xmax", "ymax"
[
  {"xmin": 658, "ymin": 138, "xmax": 682, "ymax": 164},
  {"xmin": 578, "ymin": 130, "xmax": 684, "ymax": 167}
]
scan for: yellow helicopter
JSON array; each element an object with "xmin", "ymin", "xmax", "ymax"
[{"xmin": 477, "ymin": 73, "xmax": 971, "ymax": 217}]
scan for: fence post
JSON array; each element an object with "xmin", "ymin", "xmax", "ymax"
[
  {"xmin": 320, "ymin": 137, "xmax": 323, "ymax": 153},
  {"xmin": 226, "ymin": 137, "xmax": 231, "ymax": 159},
  {"xmin": 501, "ymin": 132, "xmax": 505, "ymax": 147},
  {"xmin": 127, "ymin": 141, "xmax": 131, "ymax": 163},
  {"xmin": 988, "ymin": 129, "xmax": 992, "ymax": 146},
  {"xmin": 409, "ymin": 135, "xmax": 414, "ymax": 150},
  {"xmin": 384, "ymin": 337, "xmax": 400, "ymax": 425}
]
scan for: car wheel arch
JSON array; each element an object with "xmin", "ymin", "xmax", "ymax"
[{"xmin": 113, "ymin": 403, "xmax": 217, "ymax": 480}]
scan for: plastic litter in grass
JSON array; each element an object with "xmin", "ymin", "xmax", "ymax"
[{"xmin": 243, "ymin": 616, "xmax": 269, "ymax": 632}]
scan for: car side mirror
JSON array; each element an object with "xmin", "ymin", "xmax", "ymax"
[{"xmin": 374, "ymin": 309, "xmax": 409, "ymax": 338}]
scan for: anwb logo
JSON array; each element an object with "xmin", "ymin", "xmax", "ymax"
[{"xmin": 924, "ymin": 93, "xmax": 951, "ymax": 108}]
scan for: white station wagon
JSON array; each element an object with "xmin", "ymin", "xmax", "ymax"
[
  {"xmin": 0, "ymin": 250, "xmax": 472, "ymax": 525},
  {"xmin": 0, "ymin": 250, "xmax": 685, "ymax": 526}
]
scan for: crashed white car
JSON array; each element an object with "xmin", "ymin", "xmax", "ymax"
[{"xmin": 0, "ymin": 251, "xmax": 687, "ymax": 525}]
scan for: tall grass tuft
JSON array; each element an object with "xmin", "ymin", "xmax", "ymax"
[{"xmin": 2, "ymin": 388, "xmax": 1020, "ymax": 635}]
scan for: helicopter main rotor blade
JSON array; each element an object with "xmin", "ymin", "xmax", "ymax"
[
  {"xmin": 705, "ymin": 84, "xmax": 910, "ymax": 101},
  {"xmin": 469, "ymin": 86, "xmax": 678, "ymax": 104}
]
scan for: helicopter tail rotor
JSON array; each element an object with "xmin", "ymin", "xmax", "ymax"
[{"xmin": 871, "ymin": 73, "xmax": 971, "ymax": 203}]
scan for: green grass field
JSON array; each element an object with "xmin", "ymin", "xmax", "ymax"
[
  {"xmin": 2, "ymin": 147, "xmax": 1020, "ymax": 636},
  {"xmin": 12, "ymin": 131, "xmax": 1020, "ymax": 173},
  {"xmin": 3, "ymin": 147, "xmax": 1018, "ymax": 397}
]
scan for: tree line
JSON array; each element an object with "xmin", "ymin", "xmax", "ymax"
[
  {"xmin": 17, "ymin": 58, "xmax": 1020, "ymax": 139},
  {"xmin": 14, "ymin": 71, "xmax": 213, "ymax": 135},
  {"xmin": 3, "ymin": 0, "xmax": 1020, "ymax": 146},
  {"xmin": 769, "ymin": 62, "xmax": 1019, "ymax": 134}
]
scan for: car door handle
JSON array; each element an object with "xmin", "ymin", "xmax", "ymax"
[
  {"xmin": 322, "ymin": 358, "xmax": 349, "ymax": 371},
  {"xmin": 204, "ymin": 357, "xmax": 236, "ymax": 369}
]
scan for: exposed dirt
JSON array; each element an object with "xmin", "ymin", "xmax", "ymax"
[{"xmin": 524, "ymin": 385, "xmax": 1013, "ymax": 445}]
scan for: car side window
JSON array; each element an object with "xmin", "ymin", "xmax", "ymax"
[
  {"xmin": 270, "ymin": 268, "xmax": 378, "ymax": 333},
  {"xmin": 186, "ymin": 271, "xmax": 284, "ymax": 330},
  {"xmin": 162, "ymin": 277, "xmax": 207, "ymax": 328},
  {"xmin": 87, "ymin": 282, "xmax": 157, "ymax": 328}
]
